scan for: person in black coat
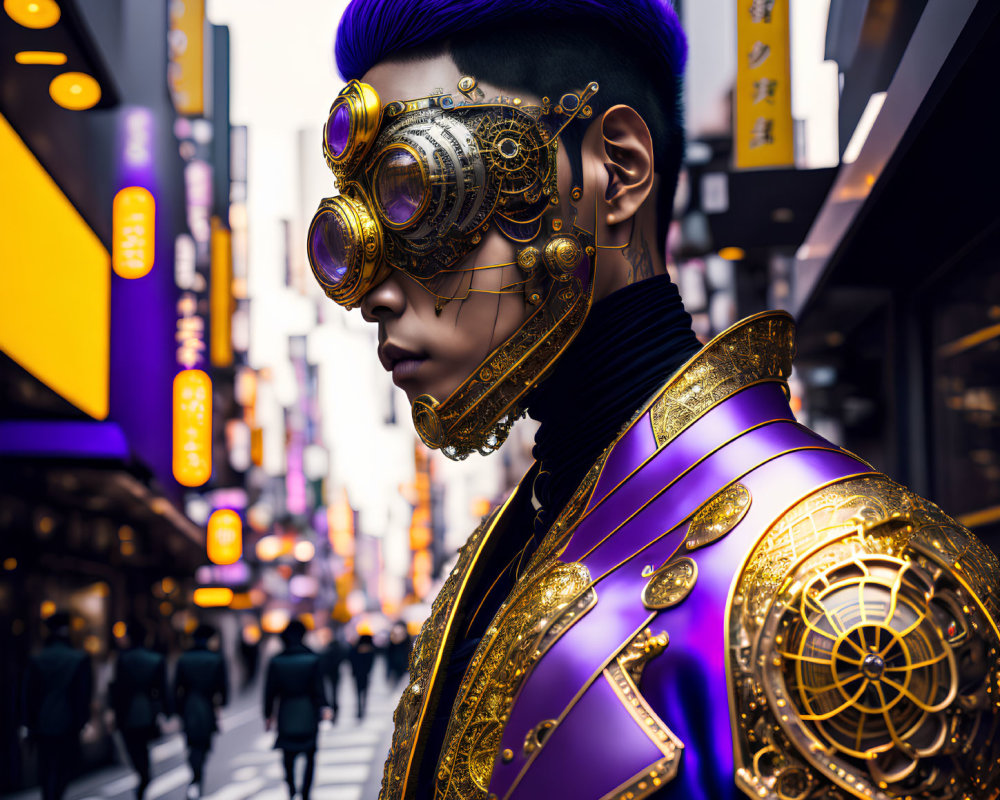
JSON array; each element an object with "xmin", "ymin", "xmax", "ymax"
[
  {"xmin": 319, "ymin": 628, "xmax": 347, "ymax": 722},
  {"xmin": 348, "ymin": 633, "xmax": 375, "ymax": 719},
  {"xmin": 173, "ymin": 625, "xmax": 228, "ymax": 799},
  {"xmin": 264, "ymin": 620, "xmax": 329, "ymax": 800},
  {"xmin": 110, "ymin": 621, "xmax": 168, "ymax": 799},
  {"xmin": 385, "ymin": 622, "xmax": 412, "ymax": 688},
  {"xmin": 22, "ymin": 611, "xmax": 93, "ymax": 800}
]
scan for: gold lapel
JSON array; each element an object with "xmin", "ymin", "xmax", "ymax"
[{"xmin": 378, "ymin": 487, "xmax": 520, "ymax": 800}]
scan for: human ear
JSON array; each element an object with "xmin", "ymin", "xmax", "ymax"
[{"xmin": 598, "ymin": 105, "xmax": 654, "ymax": 228}]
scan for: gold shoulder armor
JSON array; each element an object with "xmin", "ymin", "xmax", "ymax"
[{"xmin": 727, "ymin": 474, "xmax": 1000, "ymax": 800}]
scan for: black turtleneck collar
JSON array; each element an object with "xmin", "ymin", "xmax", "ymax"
[{"xmin": 524, "ymin": 274, "xmax": 702, "ymax": 539}]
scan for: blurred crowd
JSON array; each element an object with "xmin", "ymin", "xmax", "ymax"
[{"xmin": 13, "ymin": 611, "xmax": 412, "ymax": 800}]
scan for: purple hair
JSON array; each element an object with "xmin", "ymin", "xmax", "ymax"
[{"xmin": 335, "ymin": 0, "xmax": 687, "ymax": 83}]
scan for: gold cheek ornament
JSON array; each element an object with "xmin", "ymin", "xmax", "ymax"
[{"xmin": 308, "ymin": 76, "xmax": 619, "ymax": 459}]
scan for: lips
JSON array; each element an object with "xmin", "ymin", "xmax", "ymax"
[{"xmin": 379, "ymin": 342, "xmax": 429, "ymax": 384}]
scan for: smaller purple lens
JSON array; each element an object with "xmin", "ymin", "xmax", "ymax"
[
  {"xmin": 326, "ymin": 103, "xmax": 350, "ymax": 158},
  {"xmin": 374, "ymin": 148, "xmax": 426, "ymax": 227},
  {"xmin": 309, "ymin": 212, "xmax": 352, "ymax": 286}
]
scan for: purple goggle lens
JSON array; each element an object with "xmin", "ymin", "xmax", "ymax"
[
  {"xmin": 374, "ymin": 147, "xmax": 426, "ymax": 228},
  {"xmin": 326, "ymin": 103, "xmax": 351, "ymax": 159},
  {"xmin": 309, "ymin": 210, "xmax": 352, "ymax": 287}
]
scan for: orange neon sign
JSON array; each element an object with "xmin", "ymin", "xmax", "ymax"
[
  {"xmin": 210, "ymin": 217, "xmax": 233, "ymax": 367},
  {"xmin": 193, "ymin": 587, "xmax": 233, "ymax": 607},
  {"xmin": 207, "ymin": 508, "xmax": 242, "ymax": 565},
  {"xmin": 172, "ymin": 369, "xmax": 212, "ymax": 486},
  {"xmin": 112, "ymin": 186, "xmax": 155, "ymax": 278}
]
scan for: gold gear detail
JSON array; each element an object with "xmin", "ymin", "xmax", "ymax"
[{"xmin": 728, "ymin": 474, "xmax": 1000, "ymax": 800}]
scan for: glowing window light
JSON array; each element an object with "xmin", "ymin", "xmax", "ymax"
[
  {"xmin": 172, "ymin": 369, "xmax": 212, "ymax": 487},
  {"xmin": 289, "ymin": 574, "xmax": 317, "ymax": 598},
  {"xmin": 261, "ymin": 608, "xmax": 291, "ymax": 634},
  {"xmin": 717, "ymin": 247, "xmax": 746, "ymax": 262},
  {"xmin": 242, "ymin": 624, "xmax": 261, "ymax": 644},
  {"xmin": 15, "ymin": 50, "xmax": 66, "ymax": 65},
  {"xmin": 207, "ymin": 509, "xmax": 242, "ymax": 565},
  {"xmin": 293, "ymin": 540, "xmax": 315, "ymax": 563},
  {"xmin": 4, "ymin": 0, "xmax": 60, "ymax": 28},
  {"xmin": 193, "ymin": 587, "xmax": 233, "ymax": 607},
  {"xmin": 229, "ymin": 592, "xmax": 253, "ymax": 610},
  {"xmin": 49, "ymin": 72, "xmax": 101, "ymax": 111},
  {"xmin": 112, "ymin": 187, "xmax": 155, "ymax": 279},
  {"xmin": 255, "ymin": 535, "xmax": 283, "ymax": 562},
  {"xmin": 327, "ymin": 488, "xmax": 355, "ymax": 557}
]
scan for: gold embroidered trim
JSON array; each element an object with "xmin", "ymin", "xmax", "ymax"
[
  {"xmin": 597, "ymin": 754, "xmax": 681, "ymax": 800},
  {"xmin": 604, "ymin": 662, "xmax": 682, "ymax": 758},
  {"xmin": 649, "ymin": 312, "xmax": 794, "ymax": 449},
  {"xmin": 433, "ymin": 561, "xmax": 594, "ymax": 799},
  {"xmin": 379, "ymin": 500, "xmax": 510, "ymax": 800},
  {"xmin": 597, "ymin": 627, "xmax": 683, "ymax": 800},
  {"xmin": 685, "ymin": 482, "xmax": 752, "ymax": 551},
  {"xmin": 727, "ymin": 474, "xmax": 1000, "ymax": 800}
]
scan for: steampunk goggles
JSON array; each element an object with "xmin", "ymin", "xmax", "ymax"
[
  {"xmin": 307, "ymin": 78, "xmax": 599, "ymax": 308},
  {"xmin": 309, "ymin": 76, "xmax": 605, "ymax": 459}
]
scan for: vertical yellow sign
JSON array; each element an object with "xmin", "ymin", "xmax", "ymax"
[
  {"xmin": 112, "ymin": 187, "xmax": 155, "ymax": 279},
  {"xmin": 210, "ymin": 217, "xmax": 233, "ymax": 367},
  {"xmin": 173, "ymin": 368, "xmax": 212, "ymax": 486},
  {"xmin": 735, "ymin": 0, "xmax": 794, "ymax": 169},
  {"xmin": 167, "ymin": 0, "xmax": 205, "ymax": 116}
]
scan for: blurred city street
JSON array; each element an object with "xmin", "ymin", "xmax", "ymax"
[{"xmin": 3, "ymin": 672, "xmax": 401, "ymax": 800}]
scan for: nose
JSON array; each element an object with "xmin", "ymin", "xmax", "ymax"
[{"xmin": 360, "ymin": 270, "xmax": 406, "ymax": 323}]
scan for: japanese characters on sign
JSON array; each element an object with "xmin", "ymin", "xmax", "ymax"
[
  {"xmin": 173, "ymin": 368, "xmax": 212, "ymax": 486},
  {"xmin": 207, "ymin": 508, "xmax": 243, "ymax": 565},
  {"xmin": 735, "ymin": 0, "xmax": 794, "ymax": 168},
  {"xmin": 112, "ymin": 186, "xmax": 155, "ymax": 279}
]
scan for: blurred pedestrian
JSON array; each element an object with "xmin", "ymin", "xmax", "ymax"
[
  {"xmin": 109, "ymin": 621, "xmax": 168, "ymax": 799},
  {"xmin": 348, "ymin": 633, "xmax": 375, "ymax": 719},
  {"xmin": 319, "ymin": 628, "xmax": 347, "ymax": 722},
  {"xmin": 22, "ymin": 611, "xmax": 93, "ymax": 800},
  {"xmin": 238, "ymin": 628, "xmax": 261, "ymax": 691},
  {"xmin": 173, "ymin": 625, "xmax": 228, "ymax": 799},
  {"xmin": 385, "ymin": 622, "xmax": 411, "ymax": 687},
  {"xmin": 264, "ymin": 620, "xmax": 329, "ymax": 800}
]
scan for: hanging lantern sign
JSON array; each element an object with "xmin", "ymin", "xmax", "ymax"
[{"xmin": 207, "ymin": 508, "xmax": 242, "ymax": 565}]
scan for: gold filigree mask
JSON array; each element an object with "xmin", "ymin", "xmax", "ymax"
[{"xmin": 308, "ymin": 76, "xmax": 605, "ymax": 459}]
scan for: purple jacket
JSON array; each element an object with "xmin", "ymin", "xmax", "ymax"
[{"xmin": 381, "ymin": 312, "xmax": 1000, "ymax": 800}]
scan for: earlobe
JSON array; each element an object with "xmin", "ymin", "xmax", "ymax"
[{"xmin": 600, "ymin": 104, "xmax": 654, "ymax": 224}]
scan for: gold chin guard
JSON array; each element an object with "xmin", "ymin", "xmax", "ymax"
[{"xmin": 412, "ymin": 227, "xmax": 596, "ymax": 460}]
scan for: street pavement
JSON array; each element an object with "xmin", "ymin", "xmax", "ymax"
[{"xmin": 2, "ymin": 672, "xmax": 402, "ymax": 800}]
